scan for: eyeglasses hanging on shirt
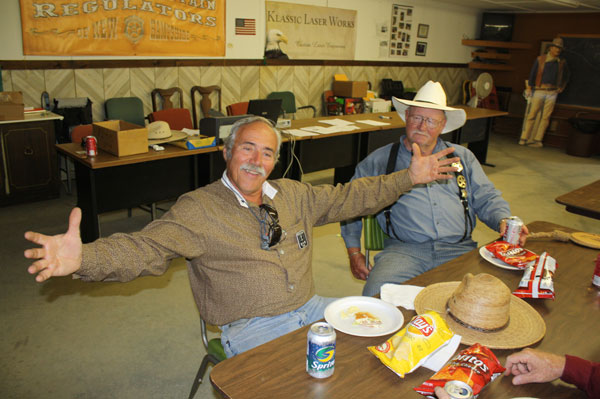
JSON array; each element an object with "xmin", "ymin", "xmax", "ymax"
[{"xmin": 249, "ymin": 203, "xmax": 286, "ymax": 250}]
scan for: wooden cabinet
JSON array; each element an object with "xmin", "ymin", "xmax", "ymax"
[
  {"xmin": 462, "ymin": 39, "xmax": 531, "ymax": 71},
  {"xmin": 0, "ymin": 114, "xmax": 61, "ymax": 205}
]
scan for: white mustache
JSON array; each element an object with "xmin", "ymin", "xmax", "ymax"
[{"xmin": 241, "ymin": 163, "xmax": 266, "ymax": 177}]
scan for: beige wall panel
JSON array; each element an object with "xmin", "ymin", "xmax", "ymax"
[
  {"xmin": 75, "ymin": 69, "xmax": 105, "ymax": 121},
  {"xmin": 2, "ymin": 70, "xmax": 13, "ymax": 91},
  {"xmin": 12, "ymin": 70, "xmax": 45, "ymax": 108},
  {"xmin": 322, "ymin": 66, "xmax": 343, "ymax": 92},
  {"xmin": 350, "ymin": 66, "xmax": 368, "ymax": 86},
  {"xmin": 292, "ymin": 66, "xmax": 320, "ymax": 118},
  {"xmin": 179, "ymin": 66, "xmax": 202, "ymax": 110},
  {"xmin": 155, "ymin": 67, "xmax": 178, "ymax": 90},
  {"xmin": 221, "ymin": 66, "xmax": 243, "ymax": 110},
  {"xmin": 239, "ymin": 66, "xmax": 259, "ymax": 104},
  {"xmin": 292, "ymin": 66, "xmax": 310, "ymax": 108},
  {"xmin": 276, "ymin": 66, "xmax": 293, "ymax": 93},
  {"xmin": 131, "ymin": 68, "xmax": 154, "ymax": 116},
  {"xmin": 104, "ymin": 68, "xmax": 131, "ymax": 100},
  {"xmin": 259, "ymin": 66, "xmax": 277, "ymax": 99},
  {"xmin": 45, "ymin": 69, "xmax": 76, "ymax": 102},
  {"xmin": 398, "ymin": 67, "xmax": 421, "ymax": 91},
  {"xmin": 307, "ymin": 66, "xmax": 323, "ymax": 117}
]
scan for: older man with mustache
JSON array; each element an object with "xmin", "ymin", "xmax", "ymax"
[{"xmin": 25, "ymin": 115, "xmax": 459, "ymax": 358}]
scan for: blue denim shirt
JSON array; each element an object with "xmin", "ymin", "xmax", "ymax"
[{"xmin": 340, "ymin": 137, "xmax": 511, "ymax": 248}]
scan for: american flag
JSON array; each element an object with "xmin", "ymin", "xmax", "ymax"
[{"xmin": 235, "ymin": 18, "xmax": 256, "ymax": 35}]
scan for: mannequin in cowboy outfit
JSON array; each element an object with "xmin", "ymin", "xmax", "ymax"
[
  {"xmin": 520, "ymin": 37, "xmax": 570, "ymax": 147},
  {"xmin": 341, "ymin": 81, "xmax": 528, "ymax": 296}
]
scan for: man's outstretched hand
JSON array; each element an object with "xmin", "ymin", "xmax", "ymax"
[
  {"xmin": 24, "ymin": 207, "xmax": 83, "ymax": 282},
  {"xmin": 408, "ymin": 144, "xmax": 460, "ymax": 185}
]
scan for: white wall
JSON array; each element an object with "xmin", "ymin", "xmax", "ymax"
[{"xmin": 1, "ymin": 0, "xmax": 479, "ymax": 63}]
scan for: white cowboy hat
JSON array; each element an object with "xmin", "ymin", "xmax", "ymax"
[
  {"xmin": 414, "ymin": 273, "xmax": 546, "ymax": 349},
  {"xmin": 392, "ymin": 80, "xmax": 467, "ymax": 133}
]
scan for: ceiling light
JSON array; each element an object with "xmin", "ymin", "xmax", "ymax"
[{"xmin": 543, "ymin": 0, "xmax": 580, "ymax": 7}]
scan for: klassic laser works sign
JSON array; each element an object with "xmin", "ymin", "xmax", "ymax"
[
  {"xmin": 19, "ymin": 0, "xmax": 225, "ymax": 56},
  {"xmin": 265, "ymin": 1, "xmax": 357, "ymax": 60}
]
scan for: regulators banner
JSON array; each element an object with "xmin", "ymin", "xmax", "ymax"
[
  {"xmin": 265, "ymin": 1, "xmax": 357, "ymax": 60},
  {"xmin": 19, "ymin": 0, "xmax": 225, "ymax": 56}
]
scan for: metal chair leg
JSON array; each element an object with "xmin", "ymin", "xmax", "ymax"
[{"xmin": 188, "ymin": 354, "xmax": 221, "ymax": 399}]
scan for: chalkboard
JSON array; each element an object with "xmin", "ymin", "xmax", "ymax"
[{"xmin": 558, "ymin": 36, "xmax": 600, "ymax": 108}]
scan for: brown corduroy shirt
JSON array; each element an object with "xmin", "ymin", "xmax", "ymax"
[{"xmin": 77, "ymin": 171, "xmax": 413, "ymax": 325}]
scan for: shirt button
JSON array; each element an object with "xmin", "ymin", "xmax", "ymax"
[
  {"xmin": 279, "ymin": 249, "xmax": 285, "ymax": 255},
  {"xmin": 289, "ymin": 284, "xmax": 295, "ymax": 291}
]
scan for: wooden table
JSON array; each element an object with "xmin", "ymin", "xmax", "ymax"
[
  {"xmin": 56, "ymin": 142, "xmax": 219, "ymax": 242},
  {"xmin": 555, "ymin": 179, "xmax": 600, "ymax": 220},
  {"xmin": 210, "ymin": 221, "xmax": 599, "ymax": 399}
]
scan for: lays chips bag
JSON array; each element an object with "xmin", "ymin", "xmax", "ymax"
[{"xmin": 368, "ymin": 311, "xmax": 454, "ymax": 378}]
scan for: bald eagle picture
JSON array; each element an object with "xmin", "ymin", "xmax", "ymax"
[{"xmin": 265, "ymin": 29, "xmax": 289, "ymax": 59}]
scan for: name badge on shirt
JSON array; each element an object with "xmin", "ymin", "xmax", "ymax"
[{"xmin": 296, "ymin": 230, "xmax": 308, "ymax": 249}]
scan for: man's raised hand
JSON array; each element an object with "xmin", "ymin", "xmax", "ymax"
[
  {"xmin": 24, "ymin": 207, "xmax": 83, "ymax": 282},
  {"xmin": 408, "ymin": 143, "xmax": 460, "ymax": 185}
]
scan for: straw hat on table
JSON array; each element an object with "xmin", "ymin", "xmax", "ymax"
[{"xmin": 414, "ymin": 273, "xmax": 546, "ymax": 349}]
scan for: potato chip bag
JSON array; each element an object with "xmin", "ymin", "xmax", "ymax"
[
  {"xmin": 368, "ymin": 311, "xmax": 454, "ymax": 378},
  {"xmin": 485, "ymin": 241, "xmax": 538, "ymax": 269},
  {"xmin": 414, "ymin": 343, "xmax": 505, "ymax": 397},
  {"xmin": 513, "ymin": 251, "xmax": 557, "ymax": 299}
]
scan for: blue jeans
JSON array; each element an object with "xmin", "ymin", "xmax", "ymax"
[
  {"xmin": 363, "ymin": 239, "xmax": 477, "ymax": 296},
  {"xmin": 220, "ymin": 295, "xmax": 337, "ymax": 358}
]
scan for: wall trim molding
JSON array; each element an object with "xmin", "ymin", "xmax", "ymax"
[{"xmin": 0, "ymin": 59, "xmax": 467, "ymax": 70}]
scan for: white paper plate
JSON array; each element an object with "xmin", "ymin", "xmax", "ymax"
[
  {"xmin": 479, "ymin": 246, "xmax": 520, "ymax": 271},
  {"xmin": 324, "ymin": 296, "xmax": 404, "ymax": 337}
]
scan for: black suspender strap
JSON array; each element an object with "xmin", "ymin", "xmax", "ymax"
[{"xmin": 444, "ymin": 141, "xmax": 473, "ymax": 243}]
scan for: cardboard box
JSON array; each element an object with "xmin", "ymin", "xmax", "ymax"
[
  {"xmin": 333, "ymin": 81, "xmax": 369, "ymax": 98},
  {"xmin": 0, "ymin": 91, "xmax": 25, "ymax": 121},
  {"xmin": 93, "ymin": 120, "xmax": 148, "ymax": 157}
]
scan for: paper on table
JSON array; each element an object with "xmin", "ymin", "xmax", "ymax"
[
  {"xmin": 319, "ymin": 118, "xmax": 356, "ymax": 126},
  {"xmin": 300, "ymin": 125, "xmax": 359, "ymax": 135},
  {"xmin": 181, "ymin": 128, "xmax": 200, "ymax": 136},
  {"xmin": 356, "ymin": 119, "xmax": 391, "ymax": 126},
  {"xmin": 380, "ymin": 284, "xmax": 424, "ymax": 310},
  {"xmin": 422, "ymin": 334, "xmax": 462, "ymax": 372},
  {"xmin": 286, "ymin": 129, "xmax": 319, "ymax": 137}
]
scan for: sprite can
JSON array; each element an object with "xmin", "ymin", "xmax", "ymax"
[{"xmin": 306, "ymin": 322, "xmax": 336, "ymax": 378}]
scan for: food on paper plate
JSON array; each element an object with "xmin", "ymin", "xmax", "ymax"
[
  {"xmin": 340, "ymin": 306, "xmax": 382, "ymax": 327},
  {"xmin": 368, "ymin": 311, "xmax": 454, "ymax": 378},
  {"xmin": 485, "ymin": 241, "xmax": 538, "ymax": 269}
]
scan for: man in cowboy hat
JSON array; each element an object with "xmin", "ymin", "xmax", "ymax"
[
  {"xmin": 341, "ymin": 81, "xmax": 528, "ymax": 296},
  {"xmin": 520, "ymin": 36, "xmax": 570, "ymax": 147}
]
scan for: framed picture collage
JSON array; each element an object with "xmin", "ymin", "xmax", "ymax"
[{"xmin": 389, "ymin": 4, "xmax": 413, "ymax": 57}]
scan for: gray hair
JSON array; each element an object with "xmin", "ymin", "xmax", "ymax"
[{"xmin": 223, "ymin": 116, "xmax": 282, "ymax": 161}]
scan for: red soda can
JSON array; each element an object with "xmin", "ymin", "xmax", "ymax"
[
  {"xmin": 503, "ymin": 216, "xmax": 523, "ymax": 246},
  {"xmin": 593, "ymin": 254, "xmax": 600, "ymax": 288},
  {"xmin": 85, "ymin": 136, "xmax": 97, "ymax": 157}
]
